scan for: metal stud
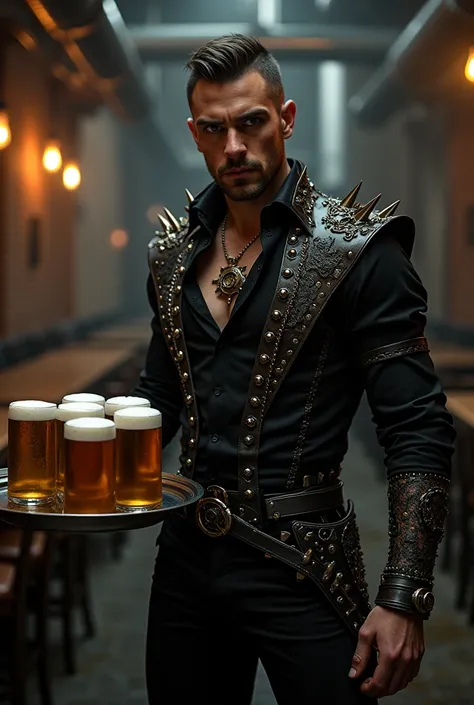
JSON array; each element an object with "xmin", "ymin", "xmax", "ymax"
[
  {"xmin": 185, "ymin": 458, "xmax": 192, "ymax": 467},
  {"xmin": 243, "ymin": 468, "xmax": 253, "ymax": 479},
  {"xmin": 302, "ymin": 549, "xmax": 313, "ymax": 565},
  {"xmin": 347, "ymin": 251, "xmax": 354, "ymax": 259},
  {"xmin": 272, "ymin": 512, "xmax": 281, "ymax": 520},
  {"xmin": 245, "ymin": 489, "xmax": 254, "ymax": 499},
  {"xmin": 189, "ymin": 416, "xmax": 195, "ymax": 426},
  {"xmin": 282, "ymin": 268, "xmax": 293, "ymax": 279},
  {"xmin": 278, "ymin": 288, "xmax": 289, "ymax": 301},
  {"xmin": 316, "ymin": 281, "xmax": 322, "ymax": 288},
  {"xmin": 259, "ymin": 354, "xmax": 270, "ymax": 365},
  {"xmin": 173, "ymin": 306, "xmax": 180, "ymax": 315},
  {"xmin": 271, "ymin": 310, "xmax": 282, "ymax": 321},
  {"xmin": 185, "ymin": 395, "xmax": 193, "ymax": 406},
  {"xmin": 246, "ymin": 416, "xmax": 257, "ymax": 429},
  {"xmin": 289, "ymin": 235, "xmax": 298, "ymax": 244},
  {"xmin": 182, "ymin": 372, "xmax": 189, "ymax": 382},
  {"xmin": 179, "ymin": 266, "xmax": 185, "ymax": 274},
  {"xmin": 329, "ymin": 544, "xmax": 336, "ymax": 554},
  {"xmin": 175, "ymin": 285, "xmax": 182, "ymax": 294},
  {"xmin": 250, "ymin": 397, "xmax": 261, "ymax": 408},
  {"xmin": 244, "ymin": 435, "xmax": 255, "ymax": 446},
  {"xmin": 254, "ymin": 375, "xmax": 264, "ymax": 386},
  {"xmin": 173, "ymin": 329, "xmax": 181, "ymax": 339},
  {"xmin": 176, "ymin": 351, "xmax": 184, "ymax": 361},
  {"xmin": 264, "ymin": 331, "xmax": 275, "ymax": 344},
  {"xmin": 287, "ymin": 248, "xmax": 297, "ymax": 259},
  {"xmin": 188, "ymin": 438, "xmax": 196, "ymax": 448}
]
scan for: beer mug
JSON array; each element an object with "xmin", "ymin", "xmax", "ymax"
[
  {"xmin": 104, "ymin": 396, "xmax": 150, "ymax": 420},
  {"xmin": 114, "ymin": 407, "xmax": 162, "ymax": 512},
  {"xmin": 64, "ymin": 417, "xmax": 116, "ymax": 514},
  {"xmin": 62, "ymin": 393, "xmax": 106, "ymax": 407},
  {"xmin": 55, "ymin": 402, "xmax": 105, "ymax": 498},
  {"xmin": 8, "ymin": 400, "xmax": 57, "ymax": 506}
]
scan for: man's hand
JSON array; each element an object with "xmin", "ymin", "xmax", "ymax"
[{"xmin": 349, "ymin": 605, "xmax": 425, "ymax": 698}]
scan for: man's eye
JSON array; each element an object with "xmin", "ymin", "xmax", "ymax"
[
  {"xmin": 243, "ymin": 117, "xmax": 262, "ymax": 127},
  {"xmin": 204, "ymin": 124, "xmax": 222, "ymax": 133}
]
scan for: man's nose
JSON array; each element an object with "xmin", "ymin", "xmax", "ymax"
[{"xmin": 224, "ymin": 129, "xmax": 246, "ymax": 160}]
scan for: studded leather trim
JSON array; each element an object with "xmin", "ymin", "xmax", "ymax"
[
  {"xmin": 236, "ymin": 169, "xmax": 413, "ymax": 525},
  {"xmin": 148, "ymin": 224, "xmax": 201, "ymax": 478},
  {"xmin": 359, "ymin": 337, "xmax": 429, "ymax": 367}
]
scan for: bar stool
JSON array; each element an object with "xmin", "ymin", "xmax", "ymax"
[{"xmin": 0, "ymin": 527, "xmax": 53, "ymax": 705}]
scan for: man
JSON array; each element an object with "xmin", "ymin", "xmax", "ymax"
[{"xmin": 134, "ymin": 34, "xmax": 455, "ymax": 704}]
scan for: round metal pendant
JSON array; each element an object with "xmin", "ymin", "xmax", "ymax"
[
  {"xmin": 212, "ymin": 265, "xmax": 246, "ymax": 304},
  {"xmin": 195, "ymin": 496, "xmax": 232, "ymax": 537}
]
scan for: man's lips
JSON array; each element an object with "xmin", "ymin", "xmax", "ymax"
[{"xmin": 225, "ymin": 168, "xmax": 254, "ymax": 176}]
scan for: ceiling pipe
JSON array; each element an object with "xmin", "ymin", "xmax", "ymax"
[
  {"xmin": 130, "ymin": 22, "xmax": 398, "ymax": 64},
  {"xmin": 348, "ymin": 0, "xmax": 474, "ymax": 127},
  {"xmin": 24, "ymin": 0, "xmax": 154, "ymax": 122}
]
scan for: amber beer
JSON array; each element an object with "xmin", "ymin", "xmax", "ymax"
[
  {"xmin": 8, "ymin": 400, "xmax": 57, "ymax": 506},
  {"xmin": 63, "ymin": 418, "xmax": 116, "ymax": 514},
  {"xmin": 55, "ymin": 402, "xmax": 105, "ymax": 497},
  {"xmin": 105, "ymin": 396, "xmax": 150, "ymax": 421},
  {"xmin": 62, "ymin": 393, "xmax": 106, "ymax": 407},
  {"xmin": 114, "ymin": 407, "xmax": 162, "ymax": 512}
]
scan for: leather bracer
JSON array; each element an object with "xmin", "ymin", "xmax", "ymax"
[{"xmin": 375, "ymin": 472, "xmax": 450, "ymax": 619}]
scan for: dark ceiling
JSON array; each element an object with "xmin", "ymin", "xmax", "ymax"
[{"xmin": 116, "ymin": 0, "xmax": 427, "ymax": 29}]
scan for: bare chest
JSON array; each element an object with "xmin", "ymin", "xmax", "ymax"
[{"xmin": 195, "ymin": 239, "xmax": 263, "ymax": 330}]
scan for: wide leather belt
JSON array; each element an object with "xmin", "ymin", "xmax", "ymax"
[
  {"xmin": 226, "ymin": 482, "xmax": 344, "ymax": 521},
  {"xmin": 193, "ymin": 483, "xmax": 371, "ymax": 637},
  {"xmin": 195, "ymin": 482, "xmax": 344, "ymax": 538}
]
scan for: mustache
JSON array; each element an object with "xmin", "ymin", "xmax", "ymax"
[{"xmin": 218, "ymin": 159, "xmax": 262, "ymax": 176}]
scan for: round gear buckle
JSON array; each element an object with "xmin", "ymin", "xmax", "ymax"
[{"xmin": 195, "ymin": 485, "xmax": 232, "ymax": 537}]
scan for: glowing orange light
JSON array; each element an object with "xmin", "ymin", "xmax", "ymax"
[
  {"xmin": 63, "ymin": 162, "xmax": 81, "ymax": 190},
  {"xmin": 0, "ymin": 110, "xmax": 12, "ymax": 149},
  {"xmin": 465, "ymin": 47, "xmax": 474, "ymax": 83},
  {"xmin": 43, "ymin": 139, "xmax": 62, "ymax": 173},
  {"xmin": 110, "ymin": 229, "xmax": 129, "ymax": 249}
]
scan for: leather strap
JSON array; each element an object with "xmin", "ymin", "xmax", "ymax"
[{"xmin": 225, "ymin": 482, "xmax": 344, "ymax": 521}]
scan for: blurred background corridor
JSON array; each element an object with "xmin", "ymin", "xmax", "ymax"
[{"xmin": 1, "ymin": 0, "xmax": 474, "ymax": 703}]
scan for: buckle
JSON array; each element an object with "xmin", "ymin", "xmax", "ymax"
[{"xmin": 195, "ymin": 485, "xmax": 232, "ymax": 537}]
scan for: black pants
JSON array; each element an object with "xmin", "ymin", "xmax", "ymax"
[{"xmin": 146, "ymin": 514, "xmax": 377, "ymax": 705}]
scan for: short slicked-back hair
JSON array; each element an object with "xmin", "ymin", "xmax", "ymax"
[{"xmin": 185, "ymin": 34, "xmax": 284, "ymax": 107}]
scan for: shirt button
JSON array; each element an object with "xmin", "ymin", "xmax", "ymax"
[
  {"xmin": 211, "ymin": 434, "xmax": 219, "ymax": 443},
  {"xmin": 213, "ymin": 387, "xmax": 222, "ymax": 396}
]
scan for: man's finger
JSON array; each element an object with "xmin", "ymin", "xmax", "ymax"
[
  {"xmin": 349, "ymin": 627, "xmax": 375, "ymax": 679},
  {"xmin": 360, "ymin": 653, "xmax": 395, "ymax": 697},
  {"xmin": 387, "ymin": 652, "xmax": 422, "ymax": 695}
]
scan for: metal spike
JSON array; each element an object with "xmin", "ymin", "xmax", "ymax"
[
  {"xmin": 158, "ymin": 214, "xmax": 172, "ymax": 233},
  {"xmin": 340, "ymin": 181, "xmax": 362, "ymax": 208},
  {"xmin": 378, "ymin": 200, "xmax": 401, "ymax": 219},
  {"xmin": 185, "ymin": 189, "xmax": 194, "ymax": 205},
  {"xmin": 353, "ymin": 194, "xmax": 382, "ymax": 222},
  {"xmin": 280, "ymin": 531, "xmax": 291, "ymax": 543},
  {"xmin": 163, "ymin": 207, "xmax": 180, "ymax": 232}
]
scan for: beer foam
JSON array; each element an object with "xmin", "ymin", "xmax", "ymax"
[
  {"xmin": 114, "ymin": 406, "xmax": 162, "ymax": 430},
  {"xmin": 62, "ymin": 393, "xmax": 106, "ymax": 406},
  {"xmin": 56, "ymin": 402, "xmax": 105, "ymax": 422},
  {"xmin": 105, "ymin": 396, "xmax": 151, "ymax": 416},
  {"xmin": 9, "ymin": 400, "xmax": 57, "ymax": 422},
  {"xmin": 64, "ymin": 417, "xmax": 116, "ymax": 442}
]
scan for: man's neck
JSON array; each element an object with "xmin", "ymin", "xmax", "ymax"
[{"xmin": 224, "ymin": 159, "xmax": 291, "ymax": 240}]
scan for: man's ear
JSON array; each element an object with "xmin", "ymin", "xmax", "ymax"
[
  {"xmin": 187, "ymin": 118, "xmax": 201, "ymax": 152},
  {"xmin": 280, "ymin": 100, "xmax": 296, "ymax": 139}
]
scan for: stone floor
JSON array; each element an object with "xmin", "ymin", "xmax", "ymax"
[{"xmin": 27, "ymin": 433, "xmax": 474, "ymax": 705}]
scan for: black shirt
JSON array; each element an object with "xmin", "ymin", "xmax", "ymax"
[{"xmin": 134, "ymin": 160, "xmax": 455, "ymax": 494}]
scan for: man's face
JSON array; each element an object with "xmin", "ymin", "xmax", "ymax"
[{"xmin": 188, "ymin": 71, "xmax": 296, "ymax": 202}]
